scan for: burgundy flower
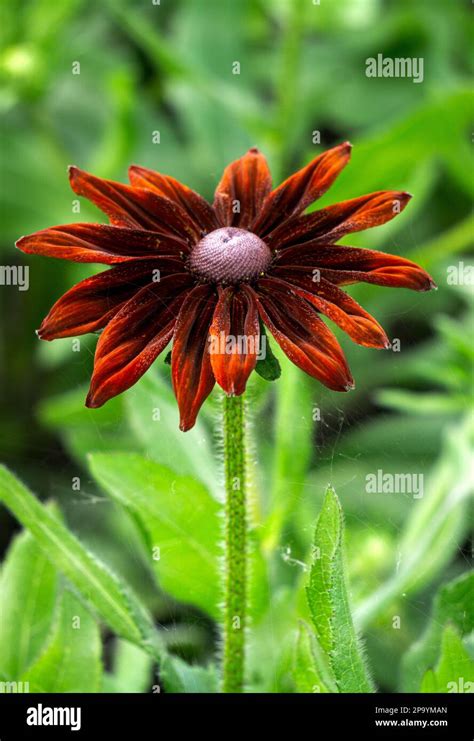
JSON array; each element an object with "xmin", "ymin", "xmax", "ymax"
[{"xmin": 17, "ymin": 143, "xmax": 435, "ymax": 430}]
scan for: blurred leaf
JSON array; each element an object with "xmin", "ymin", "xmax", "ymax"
[
  {"xmin": 39, "ymin": 385, "xmax": 124, "ymax": 428},
  {"xmin": 376, "ymin": 308, "xmax": 474, "ymax": 420},
  {"xmin": 411, "ymin": 214, "xmax": 474, "ymax": 269},
  {"xmin": 401, "ymin": 572, "xmax": 474, "ymax": 692},
  {"xmin": 264, "ymin": 355, "xmax": 315, "ymax": 547},
  {"xmin": 24, "ymin": 588, "xmax": 102, "ymax": 693},
  {"xmin": 63, "ymin": 426, "xmax": 138, "ymax": 463},
  {"xmin": 103, "ymin": 0, "xmax": 188, "ymax": 78},
  {"xmin": 38, "ymin": 386, "xmax": 138, "ymax": 464},
  {"xmin": 88, "ymin": 452, "xmax": 222, "ymax": 619},
  {"xmin": 166, "ymin": 0, "xmax": 264, "ymax": 163},
  {"xmin": 376, "ymin": 389, "xmax": 466, "ymax": 416},
  {"xmin": 338, "ymin": 414, "xmax": 445, "ymax": 461},
  {"xmin": 25, "ymin": 0, "xmax": 86, "ymax": 45},
  {"xmin": 304, "ymin": 457, "xmax": 431, "ymax": 538},
  {"xmin": 316, "ymin": 88, "xmax": 474, "ymax": 217},
  {"xmin": 0, "ymin": 527, "xmax": 58, "ymax": 678},
  {"xmin": 103, "ymin": 639, "xmax": 153, "ymax": 693},
  {"xmin": 160, "ymin": 656, "xmax": 218, "ymax": 694},
  {"xmin": 89, "ymin": 69, "xmax": 137, "ymax": 177},
  {"xmin": 356, "ymin": 417, "xmax": 473, "ymax": 627},
  {"xmin": 420, "ymin": 625, "xmax": 474, "ymax": 693},
  {"xmin": 436, "ymin": 315, "xmax": 474, "ymax": 361},
  {"xmin": 246, "ymin": 586, "xmax": 297, "ymax": 692},
  {"xmin": 306, "ymin": 487, "xmax": 374, "ymax": 692},
  {"xmin": 125, "ymin": 373, "xmax": 218, "ymax": 498},
  {"xmin": 397, "ymin": 426, "xmax": 472, "ymax": 591},
  {"xmin": 293, "ymin": 620, "xmax": 338, "ymax": 694}
]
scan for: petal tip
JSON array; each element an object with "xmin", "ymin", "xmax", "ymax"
[
  {"xmin": 68, "ymin": 165, "xmax": 83, "ymax": 187},
  {"xmin": 128, "ymin": 164, "xmax": 142, "ymax": 177},
  {"xmin": 37, "ymin": 320, "xmax": 55, "ymax": 341},
  {"xmin": 85, "ymin": 390, "xmax": 101, "ymax": 409},
  {"xmin": 344, "ymin": 381, "xmax": 355, "ymax": 391},
  {"xmin": 397, "ymin": 191, "xmax": 413, "ymax": 207}
]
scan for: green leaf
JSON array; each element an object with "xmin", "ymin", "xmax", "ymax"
[
  {"xmin": 255, "ymin": 325, "xmax": 281, "ymax": 382},
  {"xmin": 88, "ymin": 452, "xmax": 222, "ymax": 619},
  {"xmin": 420, "ymin": 625, "xmax": 474, "ymax": 693},
  {"xmin": 306, "ymin": 487, "xmax": 374, "ymax": 692},
  {"xmin": 0, "ymin": 465, "xmax": 161, "ymax": 657},
  {"xmin": 0, "ymin": 528, "xmax": 58, "ymax": 678},
  {"xmin": 401, "ymin": 572, "xmax": 474, "ymax": 692},
  {"xmin": 23, "ymin": 588, "xmax": 102, "ymax": 693},
  {"xmin": 293, "ymin": 620, "xmax": 338, "ymax": 693}
]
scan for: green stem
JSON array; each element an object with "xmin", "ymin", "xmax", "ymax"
[{"xmin": 222, "ymin": 393, "xmax": 247, "ymax": 693}]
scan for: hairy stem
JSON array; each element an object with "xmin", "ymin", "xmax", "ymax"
[{"xmin": 222, "ymin": 393, "xmax": 247, "ymax": 693}]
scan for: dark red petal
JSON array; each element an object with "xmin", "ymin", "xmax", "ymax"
[
  {"xmin": 260, "ymin": 275, "xmax": 389, "ymax": 349},
  {"xmin": 86, "ymin": 273, "xmax": 194, "ymax": 408},
  {"xmin": 213, "ymin": 148, "xmax": 272, "ymax": 229},
  {"xmin": 209, "ymin": 285, "xmax": 260, "ymax": 394},
  {"xmin": 128, "ymin": 165, "xmax": 218, "ymax": 233},
  {"xmin": 69, "ymin": 166, "xmax": 197, "ymax": 241},
  {"xmin": 252, "ymin": 142, "xmax": 352, "ymax": 236},
  {"xmin": 38, "ymin": 260, "xmax": 183, "ymax": 340},
  {"xmin": 171, "ymin": 284, "xmax": 217, "ymax": 431},
  {"xmin": 255, "ymin": 283, "xmax": 353, "ymax": 391},
  {"xmin": 268, "ymin": 191, "xmax": 412, "ymax": 248},
  {"xmin": 273, "ymin": 244, "xmax": 436, "ymax": 291},
  {"xmin": 16, "ymin": 223, "xmax": 186, "ymax": 264}
]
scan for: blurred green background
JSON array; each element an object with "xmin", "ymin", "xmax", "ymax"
[{"xmin": 0, "ymin": 0, "xmax": 473, "ymax": 693}]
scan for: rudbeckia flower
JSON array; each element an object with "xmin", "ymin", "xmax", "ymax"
[{"xmin": 17, "ymin": 143, "xmax": 435, "ymax": 430}]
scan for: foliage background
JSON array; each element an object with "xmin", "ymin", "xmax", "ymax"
[{"xmin": 0, "ymin": 0, "xmax": 472, "ymax": 693}]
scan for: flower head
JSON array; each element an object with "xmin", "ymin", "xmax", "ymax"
[{"xmin": 17, "ymin": 143, "xmax": 435, "ymax": 430}]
